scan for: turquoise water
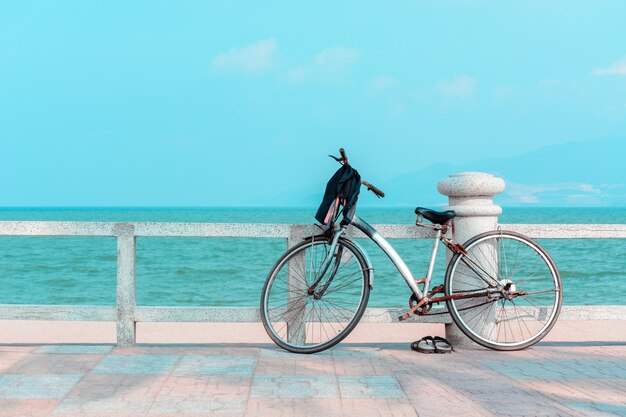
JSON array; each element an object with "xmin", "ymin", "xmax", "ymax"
[{"xmin": 0, "ymin": 207, "xmax": 625, "ymax": 307}]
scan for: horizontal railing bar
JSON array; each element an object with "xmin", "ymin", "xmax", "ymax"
[
  {"xmin": 135, "ymin": 307, "xmax": 452, "ymax": 323},
  {"xmin": 556, "ymin": 305, "xmax": 626, "ymax": 320},
  {"xmin": 0, "ymin": 222, "xmax": 123, "ymax": 237},
  {"xmin": 130, "ymin": 306, "xmax": 626, "ymax": 323},
  {"xmin": 134, "ymin": 223, "xmax": 293, "ymax": 238},
  {"xmin": 135, "ymin": 307, "xmax": 260, "ymax": 322},
  {"xmin": 1, "ymin": 221, "xmax": 625, "ymax": 239},
  {"xmin": 500, "ymin": 224, "xmax": 626, "ymax": 239},
  {"xmin": 0, "ymin": 305, "xmax": 116, "ymax": 321},
  {"xmin": 3, "ymin": 305, "xmax": 619, "ymax": 323},
  {"xmin": 134, "ymin": 307, "xmax": 451, "ymax": 323}
]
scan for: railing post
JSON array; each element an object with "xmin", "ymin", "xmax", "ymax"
[
  {"xmin": 438, "ymin": 172, "xmax": 505, "ymax": 347},
  {"xmin": 115, "ymin": 223, "xmax": 136, "ymax": 346},
  {"xmin": 286, "ymin": 225, "xmax": 309, "ymax": 344}
]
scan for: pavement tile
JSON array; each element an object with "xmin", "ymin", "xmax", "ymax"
[
  {"xmin": 291, "ymin": 398, "xmax": 345, "ymax": 417},
  {"xmin": 565, "ymin": 401, "xmax": 626, "ymax": 417},
  {"xmin": 148, "ymin": 397, "xmax": 246, "ymax": 414},
  {"xmin": 0, "ymin": 352, "xmax": 29, "ymax": 373},
  {"xmin": 159, "ymin": 375, "xmax": 250, "ymax": 397},
  {"xmin": 293, "ymin": 356, "xmax": 336, "ymax": 375},
  {"xmin": 53, "ymin": 397, "xmax": 153, "ymax": 414},
  {"xmin": 246, "ymin": 398, "xmax": 343, "ymax": 417},
  {"xmin": 259, "ymin": 346, "xmax": 380, "ymax": 359},
  {"xmin": 173, "ymin": 354, "xmax": 255, "ymax": 376},
  {"xmin": 338, "ymin": 376, "xmax": 405, "ymax": 398},
  {"xmin": 254, "ymin": 357, "xmax": 298, "ymax": 375},
  {"xmin": 245, "ymin": 398, "xmax": 297, "ymax": 416},
  {"xmin": 37, "ymin": 345, "xmax": 113, "ymax": 354},
  {"xmin": 258, "ymin": 348, "xmax": 302, "ymax": 359},
  {"xmin": 91, "ymin": 354, "xmax": 179, "ymax": 375},
  {"xmin": 150, "ymin": 414, "xmax": 244, "ymax": 417},
  {"xmin": 250, "ymin": 375, "xmax": 339, "ymax": 398},
  {"xmin": 256, "ymin": 356, "xmax": 337, "ymax": 376},
  {"xmin": 7, "ymin": 353, "xmax": 103, "ymax": 374},
  {"xmin": 333, "ymin": 358, "xmax": 378, "ymax": 376},
  {"xmin": 332, "ymin": 347, "xmax": 380, "ymax": 359},
  {"xmin": 0, "ymin": 374, "xmax": 83, "ymax": 399},
  {"xmin": 395, "ymin": 371, "xmax": 497, "ymax": 417},
  {"xmin": 483, "ymin": 358, "xmax": 626, "ymax": 380},
  {"xmin": 53, "ymin": 415, "xmax": 151, "ymax": 417},
  {"xmin": 65, "ymin": 374, "xmax": 167, "ymax": 400},
  {"xmin": 130, "ymin": 346, "xmax": 256, "ymax": 356},
  {"xmin": 339, "ymin": 399, "xmax": 418, "ymax": 417},
  {"xmin": 0, "ymin": 399, "xmax": 60, "ymax": 416}
]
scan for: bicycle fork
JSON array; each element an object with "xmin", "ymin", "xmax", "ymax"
[{"xmin": 307, "ymin": 227, "xmax": 346, "ymax": 299}]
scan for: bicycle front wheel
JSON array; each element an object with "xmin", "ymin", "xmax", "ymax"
[
  {"xmin": 260, "ymin": 237, "xmax": 370, "ymax": 354},
  {"xmin": 445, "ymin": 230, "xmax": 562, "ymax": 350}
]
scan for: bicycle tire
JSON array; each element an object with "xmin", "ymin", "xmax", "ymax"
[
  {"xmin": 260, "ymin": 236, "xmax": 370, "ymax": 354},
  {"xmin": 445, "ymin": 230, "xmax": 562, "ymax": 351}
]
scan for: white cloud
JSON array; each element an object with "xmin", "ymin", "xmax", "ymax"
[
  {"xmin": 593, "ymin": 56, "xmax": 626, "ymax": 76},
  {"xmin": 599, "ymin": 184, "xmax": 626, "ymax": 190},
  {"xmin": 493, "ymin": 84, "xmax": 518, "ymax": 99},
  {"xmin": 287, "ymin": 46, "xmax": 360, "ymax": 82},
  {"xmin": 506, "ymin": 182, "xmax": 614, "ymax": 205},
  {"xmin": 517, "ymin": 194, "xmax": 539, "ymax": 204},
  {"xmin": 578, "ymin": 183, "xmax": 601, "ymax": 194},
  {"xmin": 437, "ymin": 75, "xmax": 477, "ymax": 99},
  {"xmin": 507, "ymin": 183, "xmax": 555, "ymax": 204},
  {"xmin": 367, "ymin": 75, "xmax": 400, "ymax": 94},
  {"xmin": 211, "ymin": 39, "xmax": 277, "ymax": 73},
  {"xmin": 538, "ymin": 79, "xmax": 560, "ymax": 87}
]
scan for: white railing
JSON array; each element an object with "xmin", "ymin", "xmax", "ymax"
[{"xmin": 1, "ymin": 221, "xmax": 625, "ymax": 346}]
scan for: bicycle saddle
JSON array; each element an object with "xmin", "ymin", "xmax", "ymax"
[{"xmin": 415, "ymin": 207, "xmax": 456, "ymax": 225}]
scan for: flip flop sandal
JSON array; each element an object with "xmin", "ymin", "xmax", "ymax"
[
  {"xmin": 432, "ymin": 336, "xmax": 454, "ymax": 353},
  {"xmin": 410, "ymin": 336, "xmax": 437, "ymax": 354}
]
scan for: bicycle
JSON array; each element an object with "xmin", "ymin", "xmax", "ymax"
[{"xmin": 260, "ymin": 149, "xmax": 562, "ymax": 354}]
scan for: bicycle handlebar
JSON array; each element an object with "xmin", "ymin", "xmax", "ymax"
[
  {"xmin": 339, "ymin": 148, "xmax": 348, "ymax": 165},
  {"xmin": 362, "ymin": 180, "xmax": 385, "ymax": 198},
  {"xmin": 332, "ymin": 148, "xmax": 385, "ymax": 198}
]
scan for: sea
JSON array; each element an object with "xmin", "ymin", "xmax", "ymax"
[{"xmin": 0, "ymin": 207, "xmax": 625, "ymax": 307}]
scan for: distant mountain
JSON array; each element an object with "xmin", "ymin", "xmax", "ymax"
[{"xmin": 377, "ymin": 137, "xmax": 626, "ymax": 207}]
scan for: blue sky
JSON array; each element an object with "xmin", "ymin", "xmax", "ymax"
[{"xmin": 1, "ymin": 1, "xmax": 625, "ymax": 206}]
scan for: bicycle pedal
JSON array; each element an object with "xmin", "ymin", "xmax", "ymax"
[
  {"xmin": 398, "ymin": 299, "xmax": 426, "ymax": 321},
  {"xmin": 398, "ymin": 312, "xmax": 412, "ymax": 321}
]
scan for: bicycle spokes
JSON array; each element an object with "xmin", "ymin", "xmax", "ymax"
[
  {"xmin": 261, "ymin": 239, "xmax": 370, "ymax": 353},
  {"xmin": 446, "ymin": 231, "xmax": 561, "ymax": 350}
]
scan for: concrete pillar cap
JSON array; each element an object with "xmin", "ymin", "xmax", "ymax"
[{"xmin": 437, "ymin": 172, "xmax": 505, "ymax": 198}]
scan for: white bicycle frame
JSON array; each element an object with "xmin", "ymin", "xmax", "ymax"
[{"xmin": 319, "ymin": 215, "xmax": 445, "ymax": 302}]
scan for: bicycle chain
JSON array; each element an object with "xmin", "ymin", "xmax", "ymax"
[{"xmin": 423, "ymin": 299, "xmax": 497, "ymax": 316}]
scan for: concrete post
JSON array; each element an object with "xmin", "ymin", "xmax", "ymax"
[
  {"xmin": 116, "ymin": 224, "xmax": 136, "ymax": 346},
  {"xmin": 437, "ymin": 172, "xmax": 505, "ymax": 346},
  {"xmin": 286, "ymin": 225, "xmax": 309, "ymax": 344}
]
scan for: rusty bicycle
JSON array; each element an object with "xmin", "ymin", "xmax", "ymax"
[{"xmin": 260, "ymin": 149, "xmax": 562, "ymax": 354}]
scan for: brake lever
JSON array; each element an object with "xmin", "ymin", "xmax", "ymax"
[{"xmin": 328, "ymin": 155, "xmax": 344, "ymax": 164}]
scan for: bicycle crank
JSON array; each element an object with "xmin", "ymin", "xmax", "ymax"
[
  {"xmin": 399, "ymin": 296, "xmax": 429, "ymax": 321},
  {"xmin": 409, "ymin": 294, "xmax": 432, "ymax": 316}
]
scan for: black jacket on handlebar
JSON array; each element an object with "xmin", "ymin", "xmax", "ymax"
[{"xmin": 315, "ymin": 164, "xmax": 361, "ymax": 227}]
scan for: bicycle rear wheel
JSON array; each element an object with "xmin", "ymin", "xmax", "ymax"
[
  {"xmin": 445, "ymin": 230, "xmax": 562, "ymax": 350},
  {"xmin": 260, "ymin": 237, "xmax": 370, "ymax": 354}
]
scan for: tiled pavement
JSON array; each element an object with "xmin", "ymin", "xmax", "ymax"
[{"xmin": 0, "ymin": 342, "xmax": 624, "ymax": 416}]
